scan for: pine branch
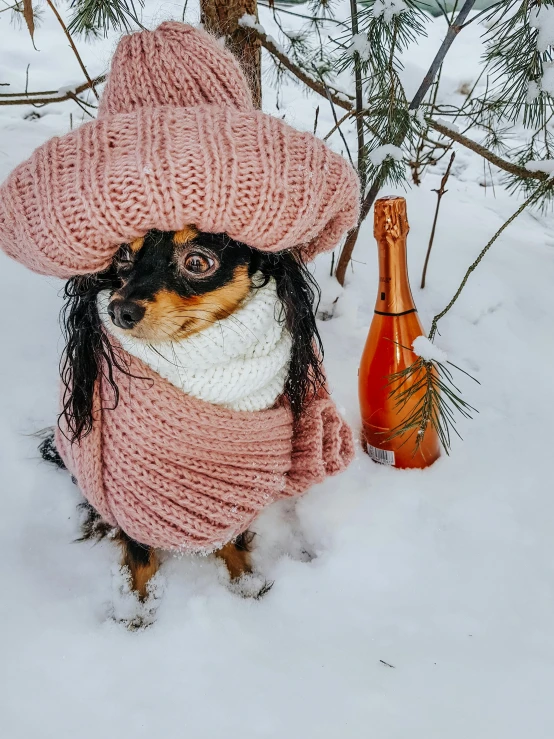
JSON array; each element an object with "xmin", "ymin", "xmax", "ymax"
[
  {"xmin": 385, "ymin": 342, "xmax": 479, "ymax": 456},
  {"xmin": 0, "ymin": 74, "xmax": 106, "ymax": 105},
  {"xmin": 256, "ymin": 30, "xmax": 549, "ymax": 187},
  {"xmin": 67, "ymin": 0, "xmax": 145, "ymax": 36}
]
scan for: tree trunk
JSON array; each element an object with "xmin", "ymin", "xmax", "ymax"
[{"xmin": 200, "ymin": 0, "xmax": 261, "ymax": 109}]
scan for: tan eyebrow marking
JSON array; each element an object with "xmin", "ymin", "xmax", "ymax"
[
  {"xmin": 173, "ymin": 226, "xmax": 199, "ymax": 245},
  {"xmin": 129, "ymin": 237, "xmax": 145, "ymax": 253}
]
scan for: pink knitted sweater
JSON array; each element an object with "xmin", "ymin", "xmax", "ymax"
[{"xmin": 55, "ymin": 345, "xmax": 354, "ymax": 552}]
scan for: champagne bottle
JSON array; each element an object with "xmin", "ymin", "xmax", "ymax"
[{"xmin": 358, "ymin": 196, "xmax": 440, "ymax": 469}]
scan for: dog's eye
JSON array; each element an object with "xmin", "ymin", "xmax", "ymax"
[{"xmin": 182, "ymin": 252, "xmax": 216, "ymax": 276}]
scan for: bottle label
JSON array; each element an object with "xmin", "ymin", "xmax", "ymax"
[{"xmin": 367, "ymin": 444, "xmax": 395, "ymax": 466}]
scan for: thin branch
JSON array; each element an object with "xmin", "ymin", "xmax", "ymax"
[
  {"xmin": 0, "ymin": 74, "xmax": 106, "ymax": 106},
  {"xmin": 323, "ymin": 109, "xmax": 352, "ymax": 140},
  {"xmin": 258, "ymin": 1, "xmax": 350, "ymax": 29},
  {"xmin": 66, "ymin": 91, "xmax": 95, "ymax": 118},
  {"xmin": 45, "ymin": 0, "xmax": 99, "ymax": 100},
  {"xmin": 421, "ymin": 151, "xmax": 456, "ymax": 289},
  {"xmin": 253, "ymin": 25, "xmax": 353, "ymax": 109},
  {"xmin": 312, "ymin": 66, "xmax": 354, "ymax": 168},
  {"xmin": 428, "ymin": 182, "xmax": 549, "ymax": 340},
  {"xmin": 313, "ymin": 104, "xmax": 319, "ymax": 135},
  {"xmin": 409, "ymin": 0, "xmax": 478, "ymax": 111},
  {"xmin": 350, "ymin": 0, "xmax": 366, "ymax": 196},
  {"xmin": 427, "ymin": 119, "xmax": 548, "ymax": 181},
  {"xmin": 461, "ymin": 0, "xmax": 505, "ymax": 28}
]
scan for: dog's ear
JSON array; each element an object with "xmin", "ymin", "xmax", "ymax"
[
  {"xmin": 255, "ymin": 249, "xmax": 325, "ymax": 419},
  {"xmin": 59, "ymin": 266, "xmax": 129, "ymax": 442}
]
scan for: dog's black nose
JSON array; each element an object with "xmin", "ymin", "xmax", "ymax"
[{"xmin": 108, "ymin": 300, "xmax": 145, "ymax": 330}]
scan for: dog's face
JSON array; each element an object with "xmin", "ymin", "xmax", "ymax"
[{"xmin": 107, "ymin": 227, "xmax": 259, "ymax": 341}]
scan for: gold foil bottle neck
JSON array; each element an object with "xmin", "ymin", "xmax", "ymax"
[
  {"xmin": 373, "ymin": 195, "xmax": 416, "ymax": 316},
  {"xmin": 373, "ymin": 195, "xmax": 410, "ymax": 242}
]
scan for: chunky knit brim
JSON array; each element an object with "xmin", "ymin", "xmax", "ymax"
[
  {"xmin": 0, "ymin": 21, "xmax": 359, "ymax": 277},
  {"xmin": 0, "ymin": 106, "xmax": 359, "ymax": 277}
]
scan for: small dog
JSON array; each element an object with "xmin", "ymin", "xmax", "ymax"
[{"xmin": 42, "ymin": 227, "xmax": 324, "ymax": 604}]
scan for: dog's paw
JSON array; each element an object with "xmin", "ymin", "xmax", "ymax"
[
  {"xmin": 227, "ymin": 572, "xmax": 274, "ymax": 600},
  {"xmin": 109, "ymin": 564, "xmax": 165, "ymax": 630}
]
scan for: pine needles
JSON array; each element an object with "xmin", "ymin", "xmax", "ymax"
[
  {"xmin": 68, "ymin": 0, "xmax": 144, "ymax": 36},
  {"xmin": 385, "ymin": 350, "xmax": 478, "ymax": 455}
]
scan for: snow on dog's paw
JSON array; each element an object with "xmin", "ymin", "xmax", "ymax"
[
  {"xmin": 227, "ymin": 572, "xmax": 274, "ymax": 600},
  {"xmin": 109, "ymin": 565, "xmax": 165, "ymax": 630}
]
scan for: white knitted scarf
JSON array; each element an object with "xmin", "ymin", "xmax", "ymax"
[{"xmin": 97, "ymin": 278, "xmax": 292, "ymax": 412}]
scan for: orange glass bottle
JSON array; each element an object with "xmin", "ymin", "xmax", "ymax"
[{"xmin": 358, "ymin": 195, "xmax": 440, "ymax": 469}]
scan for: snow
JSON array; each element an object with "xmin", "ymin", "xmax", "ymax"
[
  {"xmin": 2, "ymin": 2, "xmax": 554, "ymax": 738},
  {"xmin": 412, "ymin": 335, "xmax": 448, "ymax": 363},
  {"xmin": 540, "ymin": 62, "xmax": 554, "ymax": 97},
  {"xmin": 530, "ymin": 6, "xmax": 554, "ymax": 53},
  {"xmin": 238, "ymin": 13, "xmax": 266, "ymax": 34},
  {"xmin": 350, "ymin": 32, "xmax": 371, "ymax": 61},
  {"xmin": 372, "ymin": 0, "xmax": 409, "ymax": 24},
  {"xmin": 525, "ymin": 159, "xmax": 554, "ymax": 175},
  {"xmin": 526, "ymin": 79, "xmax": 541, "ymax": 102},
  {"xmin": 368, "ymin": 143, "xmax": 404, "ymax": 166},
  {"xmin": 436, "ymin": 116, "xmax": 461, "ymax": 133}
]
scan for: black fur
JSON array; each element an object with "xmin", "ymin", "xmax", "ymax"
[
  {"xmin": 59, "ymin": 231, "xmax": 325, "ymax": 443},
  {"xmin": 76, "ymin": 501, "xmax": 114, "ymax": 542},
  {"xmin": 38, "ymin": 432, "xmax": 67, "ymax": 470}
]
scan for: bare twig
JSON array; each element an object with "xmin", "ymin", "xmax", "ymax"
[
  {"xmin": 45, "ymin": 0, "xmax": 99, "ymax": 100},
  {"xmin": 313, "ymin": 104, "xmax": 319, "ymax": 135},
  {"xmin": 421, "ymin": 151, "xmax": 456, "ymax": 289},
  {"xmin": 428, "ymin": 183, "xmax": 549, "ymax": 340},
  {"xmin": 0, "ymin": 74, "xmax": 106, "ymax": 106},
  {"xmin": 323, "ymin": 110, "xmax": 352, "ymax": 140}
]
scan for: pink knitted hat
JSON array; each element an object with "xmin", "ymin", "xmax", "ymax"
[{"xmin": 0, "ymin": 22, "xmax": 359, "ymax": 278}]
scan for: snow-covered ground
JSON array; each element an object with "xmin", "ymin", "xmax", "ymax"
[{"xmin": 2, "ymin": 2, "xmax": 554, "ymax": 737}]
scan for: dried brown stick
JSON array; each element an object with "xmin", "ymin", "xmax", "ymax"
[
  {"xmin": 0, "ymin": 74, "xmax": 106, "ymax": 106},
  {"xmin": 45, "ymin": 0, "xmax": 99, "ymax": 100},
  {"xmin": 420, "ymin": 151, "xmax": 456, "ymax": 289}
]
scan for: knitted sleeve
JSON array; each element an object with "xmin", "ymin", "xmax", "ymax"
[{"xmin": 282, "ymin": 392, "xmax": 355, "ymax": 498}]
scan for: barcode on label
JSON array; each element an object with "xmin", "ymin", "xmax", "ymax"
[{"xmin": 367, "ymin": 444, "xmax": 395, "ymax": 466}]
